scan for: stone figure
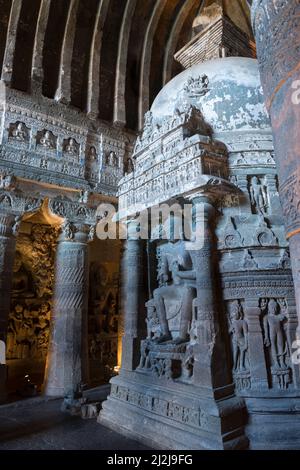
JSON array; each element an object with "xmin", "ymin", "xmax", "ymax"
[
  {"xmin": 229, "ymin": 301, "xmax": 248, "ymax": 372},
  {"xmin": 184, "ymin": 74, "xmax": 210, "ymax": 98},
  {"xmin": 65, "ymin": 138, "xmax": 78, "ymax": 155},
  {"xmin": 262, "ymin": 299, "xmax": 289, "ymax": 370},
  {"xmin": 40, "ymin": 131, "xmax": 55, "ymax": 149},
  {"xmin": 61, "ymin": 221, "xmax": 74, "ymax": 241},
  {"xmin": 250, "ymin": 176, "xmax": 268, "ymax": 214},
  {"xmin": 89, "ymin": 146, "xmax": 97, "ymax": 160},
  {"xmin": 152, "ymin": 234, "xmax": 196, "ymax": 344},
  {"xmin": 138, "ymin": 340, "xmax": 151, "ymax": 369},
  {"xmin": 0, "ymin": 173, "xmax": 14, "ymax": 189},
  {"xmin": 12, "ymin": 252, "xmax": 33, "ymax": 297},
  {"xmin": 106, "ymin": 151, "xmax": 118, "ymax": 167},
  {"xmin": 143, "ymin": 111, "xmax": 154, "ymax": 137},
  {"xmin": 79, "ymin": 190, "xmax": 89, "ymax": 204},
  {"xmin": 11, "ymin": 122, "xmax": 27, "ymax": 141},
  {"xmin": 126, "ymin": 157, "xmax": 134, "ymax": 174}
]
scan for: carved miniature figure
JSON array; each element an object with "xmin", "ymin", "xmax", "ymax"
[
  {"xmin": 65, "ymin": 138, "xmax": 78, "ymax": 155},
  {"xmin": 250, "ymin": 176, "xmax": 268, "ymax": 214},
  {"xmin": 11, "ymin": 122, "xmax": 27, "ymax": 141},
  {"xmin": 229, "ymin": 301, "xmax": 248, "ymax": 372},
  {"xmin": 89, "ymin": 146, "xmax": 97, "ymax": 160},
  {"xmin": 12, "ymin": 252, "xmax": 33, "ymax": 297},
  {"xmin": 106, "ymin": 150, "xmax": 118, "ymax": 167},
  {"xmin": 184, "ymin": 74, "xmax": 210, "ymax": 97},
  {"xmin": 138, "ymin": 340, "xmax": 151, "ymax": 369},
  {"xmin": 262, "ymin": 299, "xmax": 289, "ymax": 370},
  {"xmin": 126, "ymin": 157, "xmax": 134, "ymax": 174},
  {"xmin": 61, "ymin": 220, "xmax": 74, "ymax": 241},
  {"xmin": 40, "ymin": 130, "xmax": 55, "ymax": 149}
]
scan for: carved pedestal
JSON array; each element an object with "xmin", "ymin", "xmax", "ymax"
[
  {"xmin": 0, "ymin": 214, "xmax": 17, "ymax": 402},
  {"xmin": 99, "ymin": 200, "xmax": 247, "ymax": 450},
  {"xmin": 44, "ymin": 223, "xmax": 90, "ymax": 397}
]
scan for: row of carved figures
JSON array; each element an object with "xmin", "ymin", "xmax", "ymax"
[
  {"xmin": 7, "ymin": 122, "xmax": 122, "ymax": 168},
  {"xmin": 139, "ymin": 293, "xmax": 293, "ymax": 392}
]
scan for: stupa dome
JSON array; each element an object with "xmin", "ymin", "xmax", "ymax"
[{"xmin": 150, "ymin": 57, "xmax": 270, "ymax": 138}]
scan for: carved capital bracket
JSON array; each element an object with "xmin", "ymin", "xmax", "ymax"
[
  {"xmin": 48, "ymin": 195, "xmax": 99, "ymax": 226},
  {"xmin": 0, "ymin": 187, "xmax": 43, "ymax": 224}
]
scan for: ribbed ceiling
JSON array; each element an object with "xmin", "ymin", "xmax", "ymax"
[{"xmin": 0, "ymin": 0, "xmax": 252, "ymax": 131}]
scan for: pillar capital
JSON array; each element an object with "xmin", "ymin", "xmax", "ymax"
[
  {"xmin": 58, "ymin": 219, "xmax": 96, "ymax": 244},
  {"xmin": 0, "ymin": 213, "xmax": 19, "ymax": 237}
]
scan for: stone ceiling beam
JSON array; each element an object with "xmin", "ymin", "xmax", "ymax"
[
  {"xmin": 113, "ymin": 0, "xmax": 137, "ymax": 127},
  {"xmin": 31, "ymin": 0, "xmax": 51, "ymax": 95},
  {"xmin": 138, "ymin": 0, "xmax": 168, "ymax": 130},
  {"xmin": 54, "ymin": 0, "xmax": 79, "ymax": 104},
  {"xmin": 87, "ymin": 0, "xmax": 110, "ymax": 119},
  {"xmin": 1, "ymin": 0, "xmax": 23, "ymax": 85},
  {"xmin": 163, "ymin": 0, "xmax": 200, "ymax": 86}
]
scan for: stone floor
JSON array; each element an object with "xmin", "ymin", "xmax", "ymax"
[{"xmin": 0, "ymin": 392, "xmax": 149, "ymax": 450}]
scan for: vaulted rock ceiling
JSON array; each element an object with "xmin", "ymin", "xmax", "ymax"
[{"xmin": 0, "ymin": 0, "xmax": 252, "ymax": 131}]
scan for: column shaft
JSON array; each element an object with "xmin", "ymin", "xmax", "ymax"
[
  {"xmin": 44, "ymin": 232, "xmax": 89, "ymax": 397},
  {"xmin": 121, "ymin": 230, "xmax": 146, "ymax": 371},
  {"xmin": 0, "ymin": 214, "xmax": 17, "ymax": 402},
  {"xmin": 252, "ymin": 0, "xmax": 300, "ymax": 334}
]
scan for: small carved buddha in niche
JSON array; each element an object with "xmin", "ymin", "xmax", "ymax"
[
  {"xmin": 12, "ymin": 252, "xmax": 34, "ymax": 298},
  {"xmin": 40, "ymin": 130, "xmax": 55, "ymax": 149},
  {"xmin": 65, "ymin": 138, "xmax": 78, "ymax": 155},
  {"xmin": 12, "ymin": 122, "xmax": 27, "ymax": 141}
]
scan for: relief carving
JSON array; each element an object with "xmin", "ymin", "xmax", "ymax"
[
  {"xmin": 261, "ymin": 298, "xmax": 292, "ymax": 390},
  {"xmin": 249, "ymin": 176, "xmax": 268, "ymax": 215},
  {"xmin": 228, "ymin": 300, "xmax": 251, "ymax": 391},
  {"xmin": 9, "ymin": 122, "xmax": 29, "ymax": 143},
  {"xmin": 38, "ymin": 130, "xmax": 56, "ymax": 150}
]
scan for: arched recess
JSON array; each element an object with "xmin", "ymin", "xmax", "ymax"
[{"xmin": 5, "ymin": 199, "xmax": 61, "ymax": 398}]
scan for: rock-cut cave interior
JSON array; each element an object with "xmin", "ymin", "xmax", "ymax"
[{"xmin": 0, "ymin": 0, "xmax": 300, "ymax": 453}]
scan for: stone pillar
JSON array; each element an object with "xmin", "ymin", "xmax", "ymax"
[
  {"xmin": 0, "ymin": 213, "xmax": 17, "ymax": 402},
  {"xmin": 243, "ymin": 298, "xmax": 269, "ymax": 390},
  {"xmin": 120, "ymin": 220, "xmax": 146, "ymax": 371},
  {"xmin": 251, "ymin": 0, "xmax": 300, "ymax": 334},
  {"xmin": 44, "ymin": 221, "xmax": 90, "ymax": 397},
  {"xmin": 190, "ymin": 196, "xmax": 231, "ymax": 391}
]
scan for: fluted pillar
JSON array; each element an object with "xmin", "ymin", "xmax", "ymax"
[
  {"xmin": 0, "ymin": 213, "xmax": 18, "ymax": 402},
  {"xmin": 44, "ymin": 222, "xmax": 90, "ymax": 397},
  {"xmin": 251, "ymin": 1, "xmax": 300, "ymax": 334},
  {"xmin": 120, "ymin": 220, "xmax": 146, "ymax": 371}
]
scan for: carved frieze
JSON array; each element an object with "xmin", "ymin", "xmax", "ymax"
[{"xmin": 0, "ymin": 87, "xmax": 133, "ymax": 195}]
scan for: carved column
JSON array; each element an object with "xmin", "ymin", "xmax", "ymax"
[
  {"xmin": 251, "ymin": 0, "xmax": 300, "ymax": 334},
  {"xmin": 44, "ymin": 222, "xmax": 90, "ymax": 397},
  {"xmin": 120, "ymin": 220, "xmax": 146, "ymax": 371},
  {"xmin": 243, "ymin": 298, "xmax": 269, "ymax": 390},
  {"xmin": 0, "ymin": 214, "xmax": 18, "ymax": 402},
  {"xmin": 190, "ymin": 195, "xmax": 231, "ymax": 391}
]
